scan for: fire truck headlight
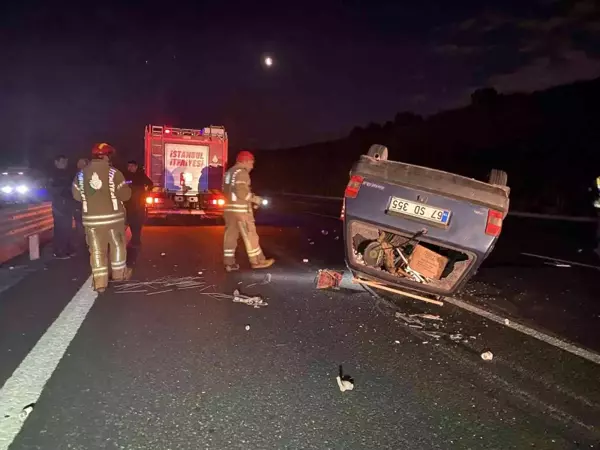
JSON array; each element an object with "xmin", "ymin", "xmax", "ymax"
[
  {"xmin": 217, "ymin": 198, "xmax": 225, "ymax": 206},
  {"xmin": 16, "ymin": 185, "xmax": 29, "ymax": 194},
  {"xmin": 1, "ymin": 186, "xmax": 13, "ymax": 194}
]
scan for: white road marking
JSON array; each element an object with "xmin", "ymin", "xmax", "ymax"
[
  {"xmin": 0, "ymin": 276, "xmax": 96, "ymax": 449},
  {"xmin": 442, "ymin": 295, "xmax": 600, "ymax": 366},
  {"xmin": 521, "ymin": 252, "xmax": 600, "ymax": 270}
]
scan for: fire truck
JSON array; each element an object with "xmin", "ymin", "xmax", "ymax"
[{"xmin": 144, "ymin": 124, "xmax": 228, "ymax": 218}]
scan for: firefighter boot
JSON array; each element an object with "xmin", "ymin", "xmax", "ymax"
[{"xmin": 251, "ymin": 258, "xmax": 275, "ymax": 270}]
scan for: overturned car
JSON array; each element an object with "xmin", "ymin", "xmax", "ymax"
[{"xmin": 343, "ymin": 145, "xmax": 510, "ymax": 299}]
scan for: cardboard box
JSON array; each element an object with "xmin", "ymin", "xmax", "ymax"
[{"xmin": 409, "ymin": 245, "xmax": 448, "ymax": 280}]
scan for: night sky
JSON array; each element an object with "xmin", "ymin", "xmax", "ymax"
[{"xmin": 1, "ymin": 0, "xmax": 599, "ymax": 163}]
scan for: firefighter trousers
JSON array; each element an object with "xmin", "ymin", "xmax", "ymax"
[
  {"xmin": 85, "ymin": 221, "xmax": 129, "ymax": 290},
  {"xmin": 223, "ymin": 211, "xmax": 266, "ymax": 266}
]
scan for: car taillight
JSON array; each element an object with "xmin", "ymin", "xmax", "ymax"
[
  {"xmin": 344, "ymin": 175, "xmax": 364, "ymax": 199},
  {"xmin": 485, "ymin": 210, "xmax": 503, "ymax": 236}
]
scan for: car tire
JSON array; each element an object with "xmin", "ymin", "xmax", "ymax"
[
  {"xmin": 367, "ymin": 144, "xmax": 388, "ymax": 161},
  {"xmin": 488, "ymin": 169, "xmax": 508, "ymax": 186}
]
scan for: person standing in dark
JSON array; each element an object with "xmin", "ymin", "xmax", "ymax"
[
  {"xmin": 72, "ymin": 158, "xmax": 89, "ymax": 249},
  {"xmin": 49, "ymin": 155, "xmax": 75, "ymax": 259},
  {"xmin": 124, "ymin": 160, "xmax": 153, "ymax": 247}
]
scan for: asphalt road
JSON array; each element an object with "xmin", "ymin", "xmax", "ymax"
[{"xmin": 1, "ymin": 209, "xmax": 600, "ymax": 449}]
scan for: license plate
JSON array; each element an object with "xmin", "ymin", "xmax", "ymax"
[{"xmin": 388, "ymin": 196, "xmax": 451, "ymax": 225}]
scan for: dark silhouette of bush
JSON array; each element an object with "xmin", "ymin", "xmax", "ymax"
[{"xmin": 252, "ymin": 77, "xmax": 600, "ymax": 216}]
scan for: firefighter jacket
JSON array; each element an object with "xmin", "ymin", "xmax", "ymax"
[
  {"xmin": 71, "ymin": 159, "xmax": 132, "ymax": 227},
  {"xmin": 223, "ymin": 163, "xmax": 255, "ymax": 215}
]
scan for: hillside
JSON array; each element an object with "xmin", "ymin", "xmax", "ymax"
[{"xmin": 253, "ymin": 78, "xmax": 600, "ymax": 215}]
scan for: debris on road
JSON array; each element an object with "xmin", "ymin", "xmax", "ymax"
[
  {"xmin": 245, "ymin": 325, "xmax": 250, "ymax": 331},
  {"xmin": 336, "ymin": 366, "xmax": 354, "ymax": 392},
  {"xmin": 410, "ymin": 313, "xmax": 443, "ymax": 321},
  {"xmin": 315, "ymin": 269, "xmax": 344, "ymax": 290},
  {"xmin": 246, "ymin": 273, "xmax": 272, "ymax": 288},
  {"xmin": 303, "ymin": 259, "xmax": 309, "ymax": 263},
  {"xmin": 544, "ymin": 261, "xmax": 571, "ymax": 268},
  {"xmin": 336, "ymin": 376, "xmax": 354, "ymax": 392},
  {"xmin": 113, "ymin": 275, "xmax": 210, "ymax": 295},
  {"xmin": 481, "ymin": 351, "xmax": 494, "ymax": 361},
  {"xmin": 19, "ymin": 404, "xmax": 34, "ymax": 421},
  {"xmin": 321, "ymin": 230, "xmax": 329, "ymax": 235},
  {"xmin": 354, "ymin": 278, "xmax": 444, "ymax": 306},
  {"xmin": 232, "ymin": 289, "xmax": 269, "ymax": 308},
  {"xmin": 160, "ymin": 252, "xmax": 166, "ymax": 256}
]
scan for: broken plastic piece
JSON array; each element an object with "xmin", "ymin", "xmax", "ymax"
[
  {"xmin": 336, "ymin": 376, "xmax": 354, "ymax": 392},
  {"xmin": 315, "ymin": 269, "xmax": 344, "ymax": 289}
]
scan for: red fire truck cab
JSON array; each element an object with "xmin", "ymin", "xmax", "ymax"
[{"xmin": 144, "ymin": 124, "xmax": 228, "ymax": 218}]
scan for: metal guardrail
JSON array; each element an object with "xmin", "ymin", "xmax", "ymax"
[
  {"xmin": 0, "ymin": 202, "xmax": 53, "ymax": 265},
  {"xmin": 273, "ymin": 192, "xmax": 598, "ymax": 223}
]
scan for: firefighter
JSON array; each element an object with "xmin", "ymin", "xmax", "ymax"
[
  {"xmin": 222, "ymin": 150, "xmax": 274, "ymax": 271},
  {"xmin": 72, "ymin": 143, "xmax": 133, "ymax": 293}
]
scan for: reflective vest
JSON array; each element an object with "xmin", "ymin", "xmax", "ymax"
[
  {"xmin": 73, "ymin": 160, "xmax": 130, "ymax": 227},
  {"xmin": 223, "ymin": 164, "xmax": 251, "ymax": 214}
]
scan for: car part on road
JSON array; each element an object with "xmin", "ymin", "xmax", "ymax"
[
  {"xmin": 352, "ymin": 278, "xmax": 444, "ymax": 306},
  {"xmin": 315, "ymin": 269, "xmax": 343, "ymax": 289},
  {"xmin": 232, "ymin": 289, "xmax": 268, "ymax": 308}
]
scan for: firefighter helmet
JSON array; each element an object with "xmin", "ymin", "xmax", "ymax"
[
  {"xmin": 91, "ymin": 142, "xmax": 115, "ymax": 157},
  {"xmin": 236, "ymin": 150, "xmax": 255, "ymax": 163}
]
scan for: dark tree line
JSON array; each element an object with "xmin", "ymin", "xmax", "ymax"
[{"xmin": 252, "ymin": 78, "xmax": 600, "ymax": 216}]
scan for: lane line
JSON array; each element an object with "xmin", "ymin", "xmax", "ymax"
[
  {"xmin": 442, "ymin": 295, "xmax": 600, "ymax": 366},
  {"xmin": 521, "ymin": 252, "xmax": 600, "ymax": 270},
  {"xmin": 0, "ymin": 276, "xmax": 96, "ymax": 449}
]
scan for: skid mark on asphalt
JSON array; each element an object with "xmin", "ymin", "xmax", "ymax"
[{"xmin": 0, "ymin": 276, "xmax": 96, "ymax": 450}]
